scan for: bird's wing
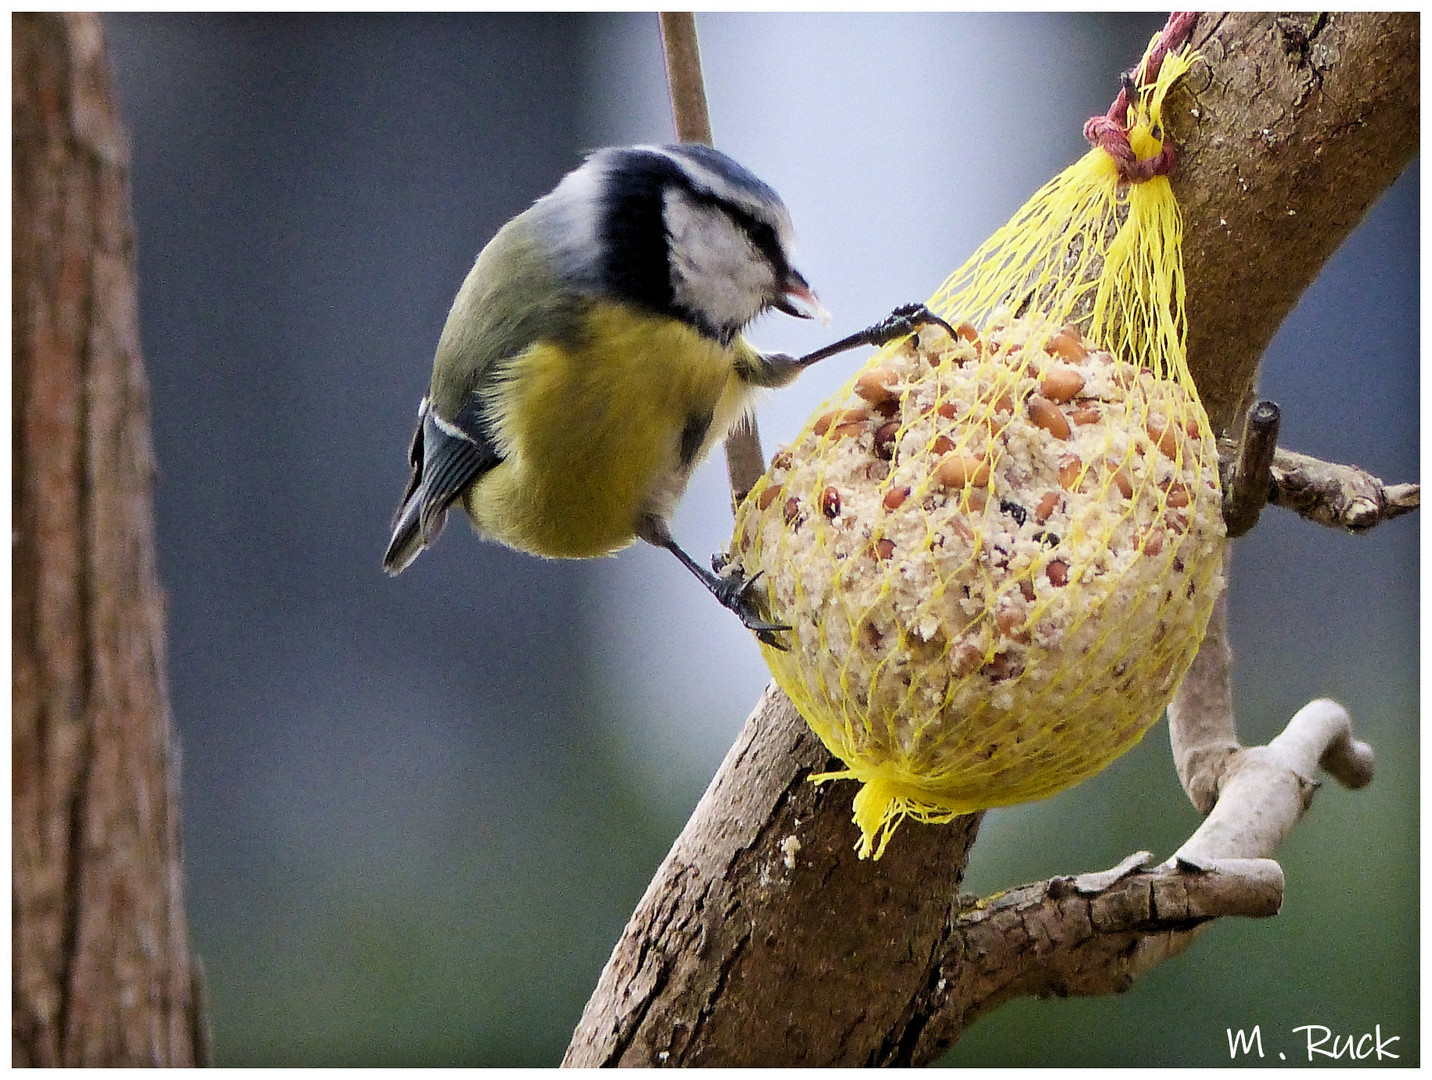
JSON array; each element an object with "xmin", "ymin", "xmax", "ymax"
[
  {"xmin": 382, "ymin": 397, "xmax": 502, "ymax": 574},
  {"xmin": 386, "ymin": 210, "xmax": 583, "ymax": 572}
]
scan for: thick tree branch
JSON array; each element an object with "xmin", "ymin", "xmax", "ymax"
[
  {"xmin": 564, "ymin": 685, "xmax": 983, "ymax": 1067},
  {"xmin": 565, "ymin": 13, "xmax": 1418, "ymax": 1067},
  {"xmin": 12, "ymin": 13, "xmax": 205, "ymax": 1066},
  {"xmin": 1173, "ymin": 12, "xmax": 1420, "ymax": 435}
]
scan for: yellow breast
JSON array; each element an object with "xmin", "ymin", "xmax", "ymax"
[{"xmin": 463, "ymin": 302, "xmax": 752, "ymax": 558}]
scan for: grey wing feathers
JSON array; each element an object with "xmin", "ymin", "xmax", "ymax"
[{"xmin": 382, "ymin": 397, "xmax": 501, "ymax": 574}]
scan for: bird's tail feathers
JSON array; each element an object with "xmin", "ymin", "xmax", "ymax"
[
  {"xmin": 383, "ymin": 395, "xmax": 497, "ymax": 575},
  {"xmin": 382, "ymin": 488, "xmax": 447, "ymax": 575}
]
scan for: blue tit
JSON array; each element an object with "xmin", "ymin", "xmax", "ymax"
[{"xmin": 383, "ymin": 142, "xmax": 949, "ymax": 641}]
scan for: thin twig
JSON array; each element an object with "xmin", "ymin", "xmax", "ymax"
[
  {"xmin": 1217, "ymin": 397, "xmax": 1419, "ymax": 538},
  {"xmin": 1173, "ymin": 699, "xmax": 1374, "ymax": 864},
  {"xmin": 1268, "ymin": 447, "xmax": 1421, "ymax": 532},
  {"xmin": 1166, "ymin": 548, "xmax": 1376, "ymax": 840},
  {"xmin": 657, "ymin": 12, "xmax": 767, "ymax": 506},
  {"xmin": 1167, "ymin": 566, "xmax": 1238, "ymax": 813},
  {"xmin": 899, "ymin": 680, "xmax": 1374, "ymax": 1064},
  {"xmin": 1222, "ymin": 399, "xmax": 1280, "ymax": 537},
  {"xmin": 659, "ymin": 13, "xmax": 713, "ymax": 146}
]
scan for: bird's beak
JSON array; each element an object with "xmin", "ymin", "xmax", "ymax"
[{"xmin": 774, "ymin": 270, "xmax": 830, "ymax": 324}]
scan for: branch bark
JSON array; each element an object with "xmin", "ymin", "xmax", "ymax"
[
  {"xmin": 1268, "ymin": 447, "xmax": 1421, "ymax": 532},
  {"xmin": 13, "ymin": 13, "xmax": 206, "ymax": 1066},
  {"xmin": 565, "ymin": 12, "xmax": 1418, "ymax": 1067},
  {"xmin": 1173, "ymin": 12, "xmax": 1420, "ymax": 435}
]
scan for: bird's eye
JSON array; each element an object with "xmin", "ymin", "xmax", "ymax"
[{"xmin": 742, "ymin": 219, "xmax": 785, "ymax": 273}]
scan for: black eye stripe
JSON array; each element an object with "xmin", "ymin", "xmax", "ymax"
[{"xmin": 683, "ymin": 191, "xmax": 787, "ymax": 276}]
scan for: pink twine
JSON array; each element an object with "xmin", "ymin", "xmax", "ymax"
[{"xmin": 1084, "ymin": 11, "xmax": 1197, "ymax": 182}]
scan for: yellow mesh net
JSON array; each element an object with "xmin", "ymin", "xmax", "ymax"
[{"xmin": 730, "ymin": 44, "xmax": 1223, "ymax": 859}]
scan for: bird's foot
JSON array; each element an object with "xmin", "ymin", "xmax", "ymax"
[
  {"xmin": 709, "ymin": 557, "xmax": 790, "ymax": 650},
  {"xmin": 866, "ymin": 302, "xmax": 959, "ymax": 347}
]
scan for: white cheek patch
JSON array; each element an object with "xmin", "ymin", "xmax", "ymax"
[
  {"xmin": 664, "ymin": 188, "xmax": 775, "ymax": 335},
  {"xmin": 648, "ymin": 144, "xmax": 796, "ymax": 249}
]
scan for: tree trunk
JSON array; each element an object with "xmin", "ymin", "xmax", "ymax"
[
  {"xmin": 564, "ymin": 11, "xmax": 1418, "ymax": 1067},
  {"xmin": 12, "ymin": 12, "xmax": 207, "ymax": 1067}
]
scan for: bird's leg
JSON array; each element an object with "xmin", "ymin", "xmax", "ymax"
[
  {"xmin": 748, "ymin": 302, "xmax": 958, "ymax": 387},
  {"xmin": 793, "ymin": 302, "xmax": 957, "ymax": 368},
  {"xmin": 637, "ymin": 517, "xmax": 790, "ymax": 649}
]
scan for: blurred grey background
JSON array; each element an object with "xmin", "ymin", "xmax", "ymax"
[{"xmin": 101, "ymin": 13, "xmax": 1417, "ymax": 1067}]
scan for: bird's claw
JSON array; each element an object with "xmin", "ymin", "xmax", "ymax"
[
  {"xmin": 875, "ymin": 302, "xmax": 959, "ymax": 345},
  {"xmin": 711, "ymin": 563, "xmax": 791, "ymax": 650}
]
